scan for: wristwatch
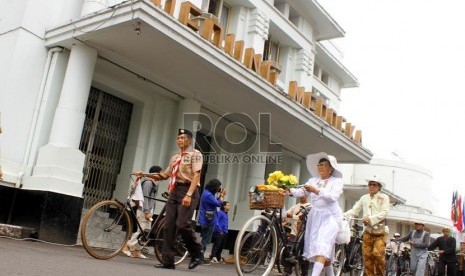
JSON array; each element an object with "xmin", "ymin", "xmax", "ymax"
[{"xmin": 186, "ymin": 193, "xmax": 192, "ymax": 197}]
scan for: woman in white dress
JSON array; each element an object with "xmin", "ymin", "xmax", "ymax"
[{"xmin": 289, "ymin": 152, "xmax": 343, "ymax": 276}]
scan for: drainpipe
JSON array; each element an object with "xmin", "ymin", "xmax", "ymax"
[
  {"xmin": 8, "ymin": 47, "xmax": 63, "ymax": 224},
  {"xmin": 17, "ymin": 47, "xmax": 64, "ymax": 188}
]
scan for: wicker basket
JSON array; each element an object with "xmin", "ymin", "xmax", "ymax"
[{"xmin": 249, "ymin": 190, "xmax": 285, "ymax": 210}]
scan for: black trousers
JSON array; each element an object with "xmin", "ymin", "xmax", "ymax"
[
  {"xmin": 283, "ymin": 235, "xmax": 310, "ymax": 276},
  {"xmin": 438, "ymin": 260, "xmax": 457, "ymax": 276},
  {"xmin": 161, "ymin": 185, "xmax": 201, "ymax": 265},
  {"xmin": 211, "ymin": 232, "xmax": 228, "ymax": 259}
]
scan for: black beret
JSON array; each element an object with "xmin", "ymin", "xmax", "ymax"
[{"xmin": 178, "ymin": 128, "xmax": 193, "ymax": 138}]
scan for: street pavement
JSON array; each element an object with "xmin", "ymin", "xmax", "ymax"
[{"xmin": 0, "ymin": 236, "xmax": 244, "ymax": 276}]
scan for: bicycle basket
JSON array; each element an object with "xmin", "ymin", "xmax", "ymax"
[{"xmin": 249, "ymin": 190, "xmax": 285, "ymax": 210}]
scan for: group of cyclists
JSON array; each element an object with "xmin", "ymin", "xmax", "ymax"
[
  {"xmin": 124, "ymin": 129, "xmax": 462, "ymax": 276},
  {"xmin": 267, "ymin": 152, "xmax": 461, "ymax": 276}
]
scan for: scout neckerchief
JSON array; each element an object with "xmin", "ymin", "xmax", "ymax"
[{"xmin": 168, "ymin": 152, "xmax": 188, "ymax": 191}]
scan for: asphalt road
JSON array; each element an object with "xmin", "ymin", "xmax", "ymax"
[{"xmin": 0, "ymin": 237, "xmax": 242, "ymax": 276}]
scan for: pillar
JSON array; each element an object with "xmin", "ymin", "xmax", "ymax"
[
  {"xmin": 282, "ymin": 152, "xmax": 301, "ymax": 208},
  {"xmin": 231, "ymin": 134, "xmax": 267, "ymax": 228},
  {"xmin": 26, "ymin": 44, "xmax": 98, "ymax": 197}
]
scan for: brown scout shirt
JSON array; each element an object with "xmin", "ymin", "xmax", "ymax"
[{"xmin": 162, "ymin": 146, "xmax": 203, "ymax": 185}]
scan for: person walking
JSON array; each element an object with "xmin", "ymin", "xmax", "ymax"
[
  {"xmin": 392, "ymin": 222, "xmax": 430, "ymax": 276},
  {"xmin": 199, "ymin": 178, "xmax": 226, "ymax": 264},
  {"xmin": 428, "ymin": 228, "xmax": 457, "ymax": 276},
  {"xmin": 288, "ymin": 152, "xmax": 343, "ymax": 276},
  {"xmin": 146, "ymin": 128, "xmax": 203, "ymax": 270},
  {"xmin": 282, "ymin": 195, "xmax": 312, "ymax": 276},
  {"xmin": 210, "ymin": 201, "xmax": 230, "ymax": 263},
  {"xmin": 344, "ymin": 175, "xmax": 390, "ymax": 276},
  {"xmin": 123, "ymin": 165, "xmax": 162, "ymax": 258},
  {"xmin": 386, "ymin": 233, "xmax": 406, "ymax": 276}
]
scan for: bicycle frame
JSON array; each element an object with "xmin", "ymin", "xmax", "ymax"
[
  {"xmin": 342, "ymin": 218, "xmax": 364, "ymax": 276},
  {"xmin": 118, "ymin": 175, "xmax": 169, "ymax": 245},
  {"xmin": 267, "ymin": 206, "xmax": 308, "ymax": 256}
]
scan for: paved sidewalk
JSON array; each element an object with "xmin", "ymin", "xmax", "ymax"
[{"xmin": 0, "ymin": 236, "xmax": 243, "ymax": 276}]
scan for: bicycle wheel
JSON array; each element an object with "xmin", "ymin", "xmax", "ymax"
[
  {"xmin": 387, "ymin": 255, "xmax": 398, "ymax": 276},
  {"xmin": 234, "ymin": 215, "xmax": 278, "ymax": 276},
  {"xmin": 293, "ymin": 237, "xmax": 311, "ymax": 276},
  {"xmin": 402, "ymin": 258, "xmax": 410, "ymax": 274},
  {"xmin": 276, "ymin": 241, "xmax": 297, "ymax": 274},
  {"xmin": 81, "ymin": 200, "xmax": 132, "ymax": 259},
  {"xmin": 334, "ymin": 244, "xmax": 346, "ymax": 276},
  {"xmin": 277, "ymin": 244, "xmax": 285, "ymax": 273},
  {"xmin": 350, "ymin": 244, "xmax": 364, "ymax": 276},
  {"xmin": 153, "ymin": 219, "xmax": 188, "ymax": 265}
]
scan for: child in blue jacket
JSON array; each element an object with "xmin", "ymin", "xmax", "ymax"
[{"xmin": 210, "ymin": 201, "xmax": 230, "ymax": 263}]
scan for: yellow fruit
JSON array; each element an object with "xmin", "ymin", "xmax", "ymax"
[
  {"xmin": 267, "ymin": 185, "xmax": 278, "ymax": 190},
  {"xmin": 257, "ymin": 184, "xmax": 267, "ymax": 191}
]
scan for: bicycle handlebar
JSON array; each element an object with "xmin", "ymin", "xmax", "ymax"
[
  {"xmin": 296, "ymin": 205, "xmax": 311, "ymax": 216},
  {"xmin": 346, "ymin": 217, "xmax": 364, "ymax": 222},
  {"xmin": 130, "ymin": 172, "xmax": 162, "ymax": 178}
]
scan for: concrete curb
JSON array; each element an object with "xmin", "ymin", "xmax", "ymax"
[{"xmin": 0, "ymin": 223, "xmax": 37, "ymax": 239}]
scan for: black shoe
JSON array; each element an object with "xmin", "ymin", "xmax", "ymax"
[
  {"xmin": 202, "ymin": 260, "xmax": 211, "ymax": 266},
  {"xmin": 284, "ymin": 256, "xmax": 297, "ymax": 264},
  {"xmin": 154, "ymin": 263, "xmax": 175, "ymax": 270},
  {"xmin": 188, "ymin": 257, "xmax": 202, "ymax": 269}
]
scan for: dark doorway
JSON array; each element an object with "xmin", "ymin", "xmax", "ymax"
[{"xmin": 79, "ymin": 87, "xmax": 133, "ymax": 208}]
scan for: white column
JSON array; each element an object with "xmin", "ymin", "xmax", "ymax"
[
  {"xmin": 294, "ymin": 49, "xmax": 314, "ymax": 90},
  {"xmin": 277, "ymin": 46, "xmax": 294, "ymax": 91},
  {"xmin": 246, "ymin": 9, "xmax": 269, "ymax": 53},
  {"xmin": 299, "ymin": 158, "xmax": 310, "ymax": 183},
  {"xmin": 49, "ymin": 45, "xmax": 98, "ymax": 148},
  {"xmin": 25, "ymin": 45, "xmax": 98, "ymax": 197},
  {"xmin": 282, "ymin": 152, "xmax": 301, "ymax": 208},
  {"xmin": 231, "ymin": 134, "xmax": 267, "ymax": 228}
]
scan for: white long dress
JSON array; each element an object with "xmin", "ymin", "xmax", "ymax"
[{"xmin": 290, "ymin": 176, "xmax": 343, "ymax": 262}]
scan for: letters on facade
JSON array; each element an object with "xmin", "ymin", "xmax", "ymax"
[{"xmin": 163, "ymin": 1, "xmax": 362, "ymax": 145}]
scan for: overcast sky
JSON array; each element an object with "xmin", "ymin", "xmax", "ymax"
[{"xmin": 317, "ymin": 0, "xmax": 465, "ymax": 218}]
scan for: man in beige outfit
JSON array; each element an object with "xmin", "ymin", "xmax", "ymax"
[{"xmin": 344, "ymin": 175, "xmax": 390, "ymax": 276}]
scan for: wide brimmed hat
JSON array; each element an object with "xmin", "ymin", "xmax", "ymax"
[
  {"xmin": 306, "ymin": 152, "xmax": 342, "ymax": 178},
  {"xmin": 365, "ymin": 175, "xmax": 385, "ymax": 187}
]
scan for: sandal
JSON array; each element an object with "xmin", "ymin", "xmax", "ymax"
[
  {"xmin": 132, "ymin": 252, "xmax": 147, "ymax": 259},
  {"xmin": 122, "ymin": 246, "xmax": 132, "ymax": 257}
]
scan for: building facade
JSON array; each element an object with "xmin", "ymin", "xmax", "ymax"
[{"xmin": 0, "ymin": 0, "xmax": 370, "ymax": 244}]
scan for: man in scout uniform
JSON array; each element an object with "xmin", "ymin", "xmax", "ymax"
[
  {"xmin": 344, "ymin": 175, "xmax": 390, "ymax": 276},
  {"xmin": 147, "ymin": 128, "xmax": 203, "ymax": 270}
]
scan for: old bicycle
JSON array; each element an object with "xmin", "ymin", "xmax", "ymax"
[
  {"xmin": 386, "ymin": 242, "xmax": 411, "ymax": 276},
  {"xmin": 234, "ymin": 204, "xmax": 311, "ymax": 276},
  {"xmin": 233, "ymin": 186, "xmax": 309, "ymax": 276},
  {"xmin": 339, "ymin": 218, "xmax": 364, "ymax": 276},
  {"xmin": 80, "ymin": 173, "xmax": 188, "ymax": 264}
]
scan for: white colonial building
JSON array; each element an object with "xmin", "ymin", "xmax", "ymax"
[
  {"xmin": 340, "ymin": 156, "xmax": 452, "ymax": 237},
  {"xmin": 0, "ymin": 0, "xmax": 370, "ymax": 244}
]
